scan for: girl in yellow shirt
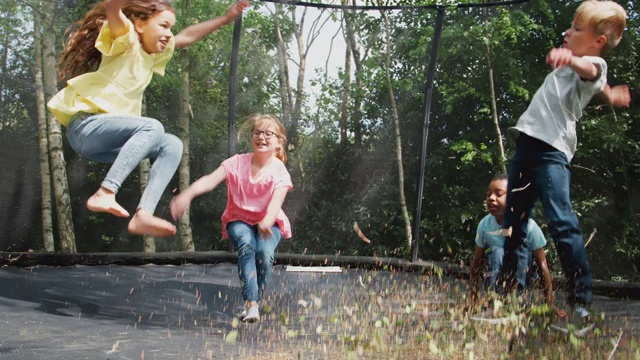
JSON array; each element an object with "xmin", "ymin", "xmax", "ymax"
[{"xmin": 48, "ymin": 0, "xmax": 248, "ymax": 237}]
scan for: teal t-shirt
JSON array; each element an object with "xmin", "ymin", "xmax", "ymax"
[{"xmin": 475, "ymin": 214, "xmax": 546, "ymax": 251}]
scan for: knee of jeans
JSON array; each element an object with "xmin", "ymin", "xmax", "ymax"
[
  {"xmin": 142, "ymin": 118, "xmax": 165, "ymax": 134},
  {"xmin": 237, "ymin": 242, "xmax": 255, "ymax": 257},
  {"xmin": 255, "ymin": 249, "xmax": 274, "ymax": 267},
  {"xmin": 163, "ymin": 134, "xmax": 183, "ymax": 158}
]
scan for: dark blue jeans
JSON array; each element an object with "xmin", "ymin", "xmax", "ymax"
[{"xmin": 501, "ymin": 133, "xmax": 592, "ymax": 306}]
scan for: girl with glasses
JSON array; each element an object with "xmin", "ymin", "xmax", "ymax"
[{"xmin": 170, "ymin": 114, "xmax": 292, "ymax": 323}]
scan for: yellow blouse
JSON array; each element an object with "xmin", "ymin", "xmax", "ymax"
[{"xmin": 47, "ymin": 18, "xmax": 175, "ymax": 126}]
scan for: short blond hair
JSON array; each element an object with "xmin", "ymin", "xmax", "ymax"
[{"xmin": 574, "ymin": 0, "xmax": 626, "ymax": 55}]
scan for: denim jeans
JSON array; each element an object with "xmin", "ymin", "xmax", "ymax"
[
  {"xmin": 227, "ymin": 221, "xmax": 281, "ymax": 302},
  {"xmin": 501, "ymin": 133, "xmax": 592, "ymax": 305},
  {"xmin": 66, "ymin": 113, "xmax": 183, "ymax": 213},
  {"xmin": 484, "ymin": 246, "xmax": 504, "ymax": 288},
  {"xmin": 485, "ymin": 247, "xmax": 532, "ymax": 289}
]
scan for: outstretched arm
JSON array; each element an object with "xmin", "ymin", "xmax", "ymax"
[
  {"xmin": 105, "ymin": 0, "xmax": 129, "ymax": 39},
  {"xmin": 532, "ymin": 248, "xmax": 566, "ymax": 319},
  {"xmin": 170, "ymin": 165, "xmax": 227, "ymax": 220},
  {"xmin": 257, "ymin": 187, "xmax": 289, "ymax": 240},
  {"xmin": 547, "ymin": 48, "xmax": 631, "ymax": 108},
  {"xmin": 598, "ymin": 83, "xmax": 631, "ymax": 108},
  {"xmin": 174, "ymin": 0, "xmax": 250, "ymax": 48}
]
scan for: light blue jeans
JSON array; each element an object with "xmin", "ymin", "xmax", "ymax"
[
  {"xmin": 227, "ymin": 221, "xmax": 281, "ymax": 302},
  {"xmin": 66, "ymin": 113, "xmax": 183, "ymax": 213}
]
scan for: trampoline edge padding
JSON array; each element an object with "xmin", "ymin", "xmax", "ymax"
[{"xmin": 1, "ymin": 251, "xmax": 639, "ymax": 300}]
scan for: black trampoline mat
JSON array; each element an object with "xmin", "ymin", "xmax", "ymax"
[{"xmin": 0, "ymin": 263, "xmax": 639, "ymax": 359}]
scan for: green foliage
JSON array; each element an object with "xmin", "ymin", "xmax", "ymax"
[{"xmin": 1, "ymin": 0, "xmax": 639, "ymax": 282}]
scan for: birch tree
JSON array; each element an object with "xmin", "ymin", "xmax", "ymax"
[
  {"xmin": 33, "ymin": 7, "xmax": 55, "ymax": 252},
  {"xmin": 343, "ymin": 4, "xmax": 368, "ymax": 148},
  {"xmin": 338, "ymin": 1, "xmax": 352, "ymax": 147},
  {"xmin": 380, "ymin": 9, "xmax": 411, "ymax": 248},
  {"xmin": 483, "ymin": 6, "xmax": 506, "ymax": 173},
  {"xmin": 176, "ymin": 50, "xmax": 194, "ymax": 251},
  {"xmin": 42, "ymin": 0, "xmax": 76, "ymax": 252}
]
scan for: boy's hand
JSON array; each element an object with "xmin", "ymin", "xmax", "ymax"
[
  {"xmin": 551, "ymin": 305, "xmax": 567, "ymax": 319},
  {"xmin": 546, "ymin": 47, "xmax": 574, "ymax": 70},
  {"xmin": 226, "ymin": 0, "xmax": 250, "ymax": 21},
  {"xmin": 609, "ymin": 84, "xmax": 631, "ymax": 108}
]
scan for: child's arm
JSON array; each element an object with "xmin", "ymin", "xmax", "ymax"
[
  {"xmin": 174, "ymin": 0, "xmax": 249, "ymax": 49},
  {"xmin": 532, "ymin": 248, "xmax": 567, "ymax": 318},
  {"xmin": 598, "ymin": 83, "xmax": 631, "ymax": 108},
  {"xmin": 547, "ymin": 48, "xmax": 631, "ymax": 108},
  {"xmin": 257, "ymin": 187, "xmax": 289, "ymax": 240},
  {"xmin": 169, "ymin": 165, "xmax": 227, "ymax": 220},
  {"xmin": 546, "ymin": 47, "xmax": 600, "ymax": 80},
  {"xmin": 467, "ymin": 246, "xmax": 485, "ymax": 309},
  {"xmin": 105, "ymin": 0, "xmax": 129, "ymax": 39}
]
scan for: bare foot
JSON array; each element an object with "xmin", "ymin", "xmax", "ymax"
[
  {"xmin": 128, "ymin": 209, "xmax": 177, "ymax": 237},
  {"xmin": 87, "ymin": 188, "xmax": 129, "ymax": 217}
]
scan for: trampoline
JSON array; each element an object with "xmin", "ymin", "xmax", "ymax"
[{"xmin": 1, "ymin": 254, "xmax": 640, "ymax": 359}]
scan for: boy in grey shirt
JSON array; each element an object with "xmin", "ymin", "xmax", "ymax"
[{"xmin": 499, "ymin": 0, "xmax": 629, "ymax": 320}]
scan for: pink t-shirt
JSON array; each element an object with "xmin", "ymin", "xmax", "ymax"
[{"xmin": 221, "ymin": 153, "xmax": 293, "ymax": 239}]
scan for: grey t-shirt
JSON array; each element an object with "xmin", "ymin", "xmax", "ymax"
[{"xmin": 508, "ymin": 56, "xmax": 607, "ymax": 162}]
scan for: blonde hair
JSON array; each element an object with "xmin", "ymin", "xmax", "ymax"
[
  {"xmin": 239, "ymin": 114, "xmax": 288, "ymax": 164},
  {"xmin": 57, "ymin": 0, "xmax": 174, "ymax": 84},
  {"xmin": 574, "ymin": 0, "xmax": 626, "ymax": 55}
]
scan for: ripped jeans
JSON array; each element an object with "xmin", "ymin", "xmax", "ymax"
[{"xmin": 227, "ymin": 221, "xmax": 281, "ymax": 302}]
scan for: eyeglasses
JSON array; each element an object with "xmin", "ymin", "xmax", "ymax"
[{"xmin": 252, "ymin": 129, "xmax": 279, "ymax": 139}]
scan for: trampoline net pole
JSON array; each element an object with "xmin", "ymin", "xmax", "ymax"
[
  {"xmin": 411, "ymin": 6, "xmax": 445, "ymax": 263},
  {"xmin": 227, "ymin": 15, "xmax": 243, "ymax": 252}
]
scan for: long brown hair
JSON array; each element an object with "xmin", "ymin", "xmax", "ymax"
[
  {"xmin": 57, "ymin": 0, "xmax": 174, "ymax": 84},
  {"xmin": 239, "ymin": 114, "xmax": 288, "ymax": 164}
]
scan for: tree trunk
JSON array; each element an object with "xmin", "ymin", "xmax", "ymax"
[
  {"xmin": 344, "ymin": 4, "xmax": 364, "ymax": 147},
  {"xmin": 380, "ymin": 10, "xmax": 412, "ymax": 248},
  {"xmin": 486, "ymin": 43, "xmax": 506, "ymax": 174},
  {"xmin": 139, "ymin": 98, "xmax": 155, "ymax": 252},
  {"xmin": 273, "ymin": 4, "xmax": 293, "ymax": 129},
  {"xmin": 339, "ymin": 4, "xmax": 352, "ymax": 147},
  {"xmin": 484, "ymin": 7, "xmax": 506, "ymax": 174},
  {"xmin": 0, "ymin": 6, "xmax": 8, "ymax": 128},
  {"xmin": 290, "ymin": 7, "xmax": 308, "ymax": 148},
  {"xmin": 272, "ymin": 5, "xmax": 306, "ymax": 188},
  {"xmin": 139, "ymin": 159, "xmax": 156, "ymax": 252},
  {"xmin": 177, "ymin": 51, "xmax": 194, "ymax": 251},
  {"xmin": 42, "ymin": 0, "xmax": 76, "ymax": 253},
  {"xmin": 33, "ymin": 8, "xmax": 55, "ymax": 252}
]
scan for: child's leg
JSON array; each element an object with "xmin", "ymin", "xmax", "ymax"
[
  {"xmin": 135, "ymin": 133, "xmax": 182, "ymax": 213},
  {"xmin": 255, "ymin": 226, "xmax": 282, "ymax": 302},
  {"xmin": 227, "ymin": 221, "xmax": 260, "ymax": 303},
  {"xmin": 128, "ymin": 132, "xmax": 182, "ymax": 236},
  {"xmin": 537, "ymin": 154, "xmax": 592, "ymax": 306},
  {"xmin": 67, "ymin": 114, "xmax": 167, "ymax": 187},
  {"xmin": 67, "ymin": 113, "xmax": 181, "ymax": 236},
  {"xmin": 484, "ymin": 246, "xmax": 504, "ymax": 288},
  {"xmin": 501, "ymin": 140, "xmax": 538, "ymax": 290}
]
